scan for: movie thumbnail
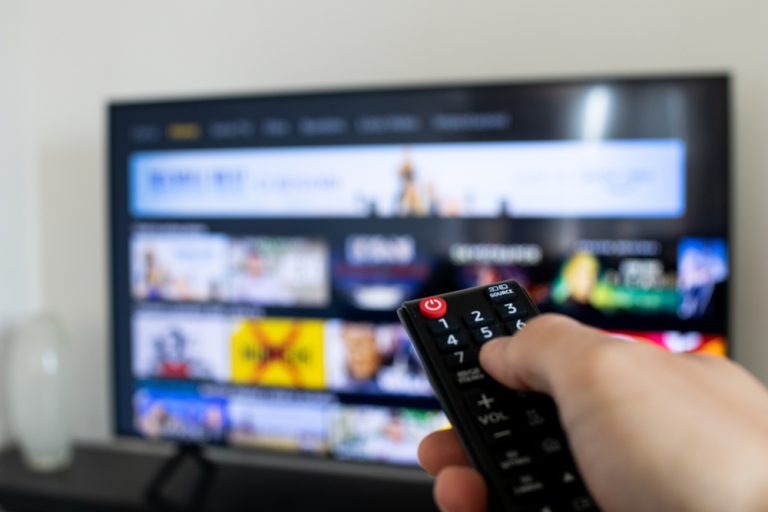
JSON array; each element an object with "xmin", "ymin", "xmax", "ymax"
[
  {"xmin": 677, "ymin": 238, "xmax": 728, "ymax": 320},
  {"xmin": 131, "ymin": 232, "xmax": 228, "ymax": 302},
  {"xmin": 610, "ymin": 330, "xmax": 726, "ymax": 356},
  {"xmin": 230, "ymin": 318, "xmax": 326, "ymax": 390},
  {"xmin": 334, "ymin": 234, "xmax": 432, "ymax": 311},
  {"xmin": 227, "ymin": 391, "xmax": 333, "ymax": 453},
  {"xmin": 132, "ymin": 311, "xmax": 230, "ymax": 382},
  {"xmin": 324, "ymin": 321, "xmax": 432, "ymax": 396},
  {"xmin": 227, "ymin": 237, "xmax": 330, "ymax": 307},
  {"xmin": 330, "ymin": 406, "xmax": 448, "ymax": 464},
  {"xmin": 549, "ymin": 248, "xmax": 678, "ymax": 317},
  {"xmin": 133, "ymin": 386, "xmax": 227, "ymax": 441}
]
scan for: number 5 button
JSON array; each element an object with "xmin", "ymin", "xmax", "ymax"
[{"xmin": 471, "ymin": 324, "xmax": 505, "ymax": 345}]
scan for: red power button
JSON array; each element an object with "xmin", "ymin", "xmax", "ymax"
[{"xmin": 419, "ymin": 297, "xmax": 447, "ymax": 319}]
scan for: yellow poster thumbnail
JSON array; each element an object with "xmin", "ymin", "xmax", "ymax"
[{"xmin": 231, "ymin": 318, "xmax": 325, "ymax": 389}]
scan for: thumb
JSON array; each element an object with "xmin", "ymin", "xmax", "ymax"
[{"xmin": 479, "ymin": 314, "xmax": 606, "ymax": 395}]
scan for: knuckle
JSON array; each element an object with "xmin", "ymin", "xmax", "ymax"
[
  {"xmin": 572, "ymin": 342, "xmax": 632, "ymax": 390},
  {"xmin": 525, "ymin": 313, "xmax": 577, "ymax": 339}
]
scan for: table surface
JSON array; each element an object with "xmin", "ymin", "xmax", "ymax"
[{"xmin": 0, "ymin": 444, "xmax": 437, "ymax": 512}]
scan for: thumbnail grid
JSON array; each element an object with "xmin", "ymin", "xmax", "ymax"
[
  {"xmin": 134, "ymin": 384, "xmax": 449, "ymax": 464},
  {"xmin": 131, "ymin": 232, "xmax": 329, "ymax": 307},
  {"xmin": 129, "ymin": 227, "xmax": 729, "ymax": 461},
  {"xmin": 132, "ymin": 311, "xmax": 432, "ymax": 395}
]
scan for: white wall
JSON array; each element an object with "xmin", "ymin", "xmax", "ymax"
[
  {"xmin": 10, "ymin": 0, "xmax": 768, "ymax": 441},
  {"xmin": 0, "ymin": 1, "xmax": 40, "ymax": 445}
]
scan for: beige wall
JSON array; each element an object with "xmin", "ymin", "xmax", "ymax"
[{"xmin": 7, "ymin": 0, "xmax": 768, "ymax": 441}]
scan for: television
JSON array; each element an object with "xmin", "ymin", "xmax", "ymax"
[{"xmin": 110, "ymin": 75, "xmax": 729, "ymax": 465}]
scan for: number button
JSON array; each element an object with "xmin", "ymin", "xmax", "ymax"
[
  {"xmin": 506, "ymin": 318, "xmax": 528, "ymax": 334},
  {"xmin": 444, "ymin": 349, "xmax": 477, "ymax": 370},
  {"xmin": 463, "ymin": 309, "xmax": 494, "ymax": 328},
  {"xmin": 436, "ymin": 332, "xmax": 469, "ymax": 352},
  {"xmin": 471, "ymin": 324, "xmax": 506, "ymax": 345},
  {"xmin": 427, "ymin": 317, "xmax": 459, "ymax": 334},
  {"xmin": 496, "ymin": 301, "xmax": 526, "ymax": 320}
]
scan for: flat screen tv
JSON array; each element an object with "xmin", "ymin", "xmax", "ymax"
[{"xmin": 110, "ymin": 75, "xmax": 729, "ymax": 465}]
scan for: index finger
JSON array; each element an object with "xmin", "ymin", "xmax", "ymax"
[{"xmin": 478, "ymin": 314, "xmax": 613, "ymax": 395}]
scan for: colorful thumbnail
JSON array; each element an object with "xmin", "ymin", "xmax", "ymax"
[
  {"xmin": 610, "ymin": 330, "xmax": 726, "ymax": 356},
  {"xmin": 131, "ymin": 232, "xmax": 228, "ymax": 302},
  {"xmin": 132, "ymin": 311, "xmax": 230, "ymax": 382},
  {"xmin": 133, "ymin": 386, "xmax": 227, "ymax": 441},
  {"xmin": 230, "ymin": 318, "xmax": 326, "ymax": 390},
  {"xmin": 550, "ymin": 250, "xmax": 678, "ymax": 316},
  {"xmin": 227, "ymin": 237, "xmax": 330, "ymax": 307},
  {"xmin": 677, "ymin": 238, "xmax": 728, "ymax": 320},
  {"xmin": 227, "ymin": 391, "xmax": 333, "ymax": 453},
  {"xmin": 324, "ymin": 321, "xmax": 432, "ymax": 396},
  {"xmin": 334, "ymin": 234, "xmax": 432, "ymax": 311},
  {"xmin": 330, "ymin": 406, "xmax": 449, "ymax": 464}
]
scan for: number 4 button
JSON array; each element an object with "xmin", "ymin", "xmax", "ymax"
[{"xmin": 436, "ymin": 332, "xmax": 469, "ymax": 352}]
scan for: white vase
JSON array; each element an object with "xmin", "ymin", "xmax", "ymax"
[{"xmin": 5, "ymin": 315, "xmax": 73, "ymax": 472}]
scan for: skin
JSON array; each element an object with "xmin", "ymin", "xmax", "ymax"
[{"xmin": 418, "ymin": 314, "xmax": 768, "ymax": 512}]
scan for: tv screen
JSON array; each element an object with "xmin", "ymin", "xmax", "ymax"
[{"xmin": 110, "ymin": 76, "xmax": 729, "ymax": 464}]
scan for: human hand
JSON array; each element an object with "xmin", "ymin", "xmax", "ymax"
[{"xmin": 418, "ymin": 314, "xmax": 768, "ymax": 512}]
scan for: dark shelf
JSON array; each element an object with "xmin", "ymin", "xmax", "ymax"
[{"xmin": 0, "ymin": 444, "xmax": 436, "ymax": 512}]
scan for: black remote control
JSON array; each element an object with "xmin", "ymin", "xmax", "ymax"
[{"xmin": 398, "ymin": 280, "xmax": 598, "ymax": 512}]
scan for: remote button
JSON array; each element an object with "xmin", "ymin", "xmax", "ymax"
[
  {"xmin": 471, "ymin": 323, "xmax": 506, "ymax": 345},
  {"xmin": 537, "ymin": 433, "xmax": 569, "ymax": 458},
  {"xmin": 463, "ymin": 308, "xmax": 494, "ymax": 327},
  {"xmin": 419, "ymin": 297, "xmax": 447, "ymax": 318},
  {"xmin": 558, "ymin": 469, "xmax": 581, "ymax": 487},
  {"xmin": 521, "ymin": 406, "xmax": 550, "ymax": 429},
  {"xmin": 485, "ymin": 282, "xmax": 517, "ymax": 303},
  {"xmin": 518, "ymin": 505, "xmax": 558, "ymax": 512},
  {"xmin": 496, "ymin": 301, "xmax": 526, "ymax": 320},
  {"xmin": 444, "ymin": 349, "xmax": 477, "ymax": 370},
  {"xmin": 507, "ymin": 471, "xmax": 547, "ymax": 498},
  {"xmin": 506, "ymin": 318, "xmax": 528, "ymax": 334},
  {"xmin": 427, "ymin": 317, "xmax": 460, "ymax": 334},
  {"xmin": 464, "ymin": 389, "xmax": 517, "ymax": 442},
  {"xmin": 517, "ymin": 394, "xmax": 558, "ymax": 429},
  {"xmin": 436, "ymin": 332, "xmax": 469, "ymax": 352},
  {"xmin": 496, "ymin": 447, "xmax": 535, "ymax": 471},
  {"xmin": 464, "ymin": 389, "xmax": 499, "ymax": 412},
  {"xmin": 565, "ymin": 495, "xmax": 598, "ymax": 511},
  {"xmin": 454, "ymin": 366, "xmax": 486, "ymax": 386}
]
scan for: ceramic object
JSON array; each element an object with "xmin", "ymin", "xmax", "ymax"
[{"xmin": 5, "ymin": 315, "xmax": 73, "ymax": 471}]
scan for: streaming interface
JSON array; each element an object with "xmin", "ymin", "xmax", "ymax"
[{"xmin": 112, "ymin": 80, "xmax": 729, "ymax": 464}]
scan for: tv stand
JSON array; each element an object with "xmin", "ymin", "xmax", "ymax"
[
  {"xmin": 0, "ymin": 443, "xmax": 435, "ymax": 511},
  {"xmin": 145, "ymin": 444, "xmax": 216, "ymax": 512}
]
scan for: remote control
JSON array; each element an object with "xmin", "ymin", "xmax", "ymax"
[{"xmin": 398, "ymin": 280, "xmax": 598, "ymax": 512}]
